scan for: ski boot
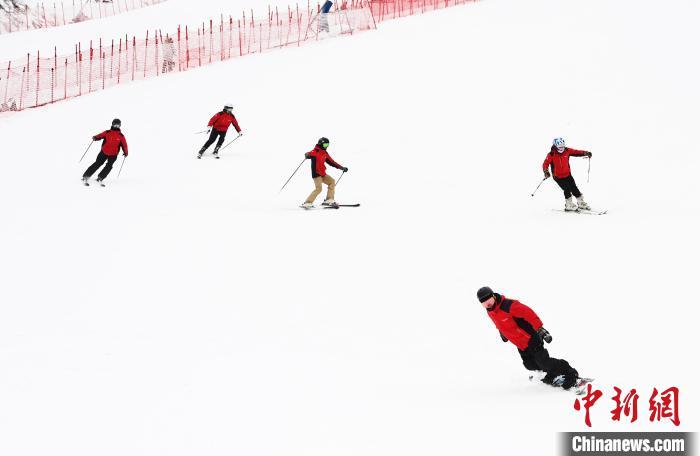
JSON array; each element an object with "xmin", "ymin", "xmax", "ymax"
[
  {"xmin": 576, "ymin": 196, "xmax": 591, "ymax": 211},
  {"xmin": 300, "ymin": 202, "xmax": 314, "ymax": 210},
  {"xmin": 82, "ymin": 176, "xmax": 89, "ymax": 186},
  {"xmin": 565, "ymin": 197, "xmax": 577, "ymax": 212},
  {"xmin": 213, "ymin": 146, "xmax": 221, "ymax": 159},
  {"xmin": 96, "ymin": 178, "xmax": 105, "ymax": 187},
  {"xmin": 321, "ymin": 198, "xmax": 338, "ymax": 207}
]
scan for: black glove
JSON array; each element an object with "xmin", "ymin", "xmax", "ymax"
[
  {"xmin": 543, "ymin": 170, "xmax": 551, "ymax": 179},
  {"xmin": 537, "ymin": 327, "xmax": 552, "ymax": 344},
  {"xmin": 342, "ymin": 167, "xmax": 348, "ymax": 172},
  {"xmin": 304, "ymin": 153, "xmax": 311, "ymax": 159},
  {"xmin": 500, "ymin": 332, "xmax": 508, "ymax": 343},
  {"xmin": 586, "ymin": 151, "xmax": 592, "ymax": 158},
  {"xmin": 92, "ymin": 136, "xmax": 98, "ymax": 141}
]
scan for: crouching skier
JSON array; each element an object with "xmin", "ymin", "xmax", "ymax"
[{"xmin": 477, "ymin": 286, "xmax": 584, "ymax": 391}]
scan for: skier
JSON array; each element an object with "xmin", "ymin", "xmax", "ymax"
[
  {"xmin": 542, "ymin": 138, "xmax": 593, "ymax": 211},
  {"xmin": 82, "ymin": 118, "xmax": 128, "ymax": 186},
  {"xmin": 301, "ymin": 137, "xmax": 348, "ymax": 209},
  {"xmin": 319, "ymin": 1, "xmax": 333, "ymax": 33},
  {"xmin": 162, "ymin": 35, "xmax": 176, "ymax": 73},
  {"xmin": 477, "ymin": 286, "xmax": 581, "ymax": 390},
  {"xmin": 197, "ymin": 103, "xmax": 242, "ymax": 159}
]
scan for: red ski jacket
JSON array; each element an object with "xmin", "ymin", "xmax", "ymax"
[
  {"xmin": 93, "ymin": 128, "xmax": 128, "ymax": 157},
  {"xmin": 486, "ymin": 294, "xmax": 543, "ymax": 351},
  {"xmin": 306, "ymin": 145, "xmax": 343, "ymax": 178},
  {"xmin": 208, "ymin": 111, "xmax": 241, "ymax": 133},
  {"xmin": 542, "ymin": 146, "xmax": 588, "ymax": 179}
]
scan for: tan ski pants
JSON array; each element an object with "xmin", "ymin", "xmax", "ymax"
[{"xmin": 305, "ymin": 175, "xmax": 335, "ymax": 204}]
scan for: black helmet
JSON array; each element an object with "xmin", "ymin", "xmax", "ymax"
[
  {"xmin": 111, "ymin": 118, "xmax": 121, "ymax": 128},
  {"xmin": 477, "ymin": 286, "xmax": 494, "ymax": 303},
  {"xmin": 317, "ymin": 137, "xmax": 330, "ymax": 149}
]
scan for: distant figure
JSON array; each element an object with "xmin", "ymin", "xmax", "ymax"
[
  {"xmin": 319, "ymin": 0, "xmax": 333, "ymax": 32},
  {"xmin": 301, "ymin": 137, "xmax": 347, "ymax": 209},
  {"xmin": 162, "ymin": 36, "xmax": 176, "ymax": 73},
  {"xmin": 542, "ymin": 137, "xmax": 592, "ymax": 211},
  {"xmin": 82, "ymin": 118, "xmax": 128, "ymax": 187},
  {"xmin": 197, "ymin": 103, "xmax": 242, "ymax": 159},
  {"xmin": 476, "ymin": 286, "xmax": 584, "ymax": 391}
]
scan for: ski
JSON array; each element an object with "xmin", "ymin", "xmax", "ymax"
[
  {"xmin": 552, "ymin": 209, "xmax": 607, "ymax": 216},
  {"xmin": 300, "ymin": 203, "xmax": 359, "ymax": 210},
  {"xmin": 300, "ymin": 205, "xmax": 339, "ymax": 210}
]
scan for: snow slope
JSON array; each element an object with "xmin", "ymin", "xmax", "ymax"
[{"xmin": 1, "ymin": 1, "xmax": 699, "ymax": 455}]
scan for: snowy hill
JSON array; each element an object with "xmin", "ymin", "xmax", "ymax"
[{"xmin": 0, "ymin": 0, "xmax": 698, "ymax": 455}]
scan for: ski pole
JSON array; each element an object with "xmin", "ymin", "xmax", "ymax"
[
  {"xmin": 78, "ymin": 139, "xmax": 94, "ymax": 163},
  {"xmin": 194, "ymin": 130, "xmax": 209, "ymax": 135},
  {"xmin": 217, "ymin": 133, "xmax": 243, "ymax": 153},
  {"xmin": 531, "ymin": 177, "xmax": 546, "ymax": 197},
  {"xmin": 279, "ymin": 158, "xmax": 306, "ymax": 193},
  {"xmin": 336, "ymin": 171, "xmax": 346, "ymax": 186},
  {"xmin": 117, "ymin": 155, "xmax": 127, "ymax": 178},
  {"xmin": 587, "ymin": 157, "xmax": 591, "ymax": 183}
]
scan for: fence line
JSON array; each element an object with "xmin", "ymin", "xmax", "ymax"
[
  {"xmin": 0, "ymin": 0, "xmax": 169, "ymax": 35},
  {"xmin": 0, "ymin": 0, "xmax": 477, "ymax": 113}
]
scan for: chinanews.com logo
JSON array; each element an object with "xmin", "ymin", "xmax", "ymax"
[
  {"xmin": 560, "ymin": 384, "xmax": 695, "ymax": 455},
  {"xmin": 559, "ymin": 433, "xmax": 694, "ymax": 456}
]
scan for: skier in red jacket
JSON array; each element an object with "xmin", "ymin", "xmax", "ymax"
[
  {"xmin": 197, "ymin": 103, "xmax": 242, "ymax": 159},
  {"xmin": 82, "ymin": 118, "xmax": 128, "ymax": 186},
  {"xmin": 543, "ymin": 138, "xmax": 592, "ymax": 211},
  {"xmin": 477, "ymin": 286, "xmax": 580, "ymax": 390},
  {"xmin": 301, "ymin": 137, "xmax": 348, "ymax": 209}
]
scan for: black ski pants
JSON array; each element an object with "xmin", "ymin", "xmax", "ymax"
[
  {"xmin": 200, "ymin": 129, "xmax": 227, "ymax": 152},
  {"xmin": 519, "ymin": 338, "xmax": 578, "ymax": 388},
  {"xmin": 553, "ymin": 175, "xmax": 582, "ymax": 199},
  {"xmin": 83, "ymin": 152, "xmax": 118, "ymax": 180}
]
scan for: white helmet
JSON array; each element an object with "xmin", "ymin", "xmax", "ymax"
[
  {"xmin": 223, "ymin": 103, "xmax": 233, "ymax": 112},
  {"xmin": 553, "ymin": 137, "xmax": 566, "ymax": 152}
]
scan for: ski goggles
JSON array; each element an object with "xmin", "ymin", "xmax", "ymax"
[{"xmin": 322, "ymin": 142, "xmax": 330, "ymax": 149}]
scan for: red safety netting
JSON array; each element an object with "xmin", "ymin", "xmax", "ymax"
[
  {"xmin": 0, "ymin": 0, "xmax": 169, "ymax": 35},
  {"xmin": 369, "ymin": 0, "xmax": 477, "ymax": 21},
  {"xmin": 0, "ymin": 0, "xmax": 476, "ymax": 113}
]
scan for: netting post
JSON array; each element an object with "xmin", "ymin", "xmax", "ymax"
[
  {"xmin": 238, "ymin": 20, "xmax": 242, "ymax": 56},
  {"xmin": 143, "ymin": 30, "xmax": 149, "ymax": 78},
  {"xmin": 185, "ymin": 26, "xmax": 190, "ymax": 69},
  {"xmin": 209, "ymin": 19, "xmax": 213, "ymax": 63},
  {"xmin": 177, "ymin": 26, "xmax": 181, "ymax": 71},
  {"xmin": 88, "ymin": 40, "xmax": 93, "ymax": 93},
  {"xmin": 63, "ymin": 58, "xmax": 67, "ymax": 99},
  {"xmin": 131, "ymin": 36, "xmax": 136, "ymax": 81},
  {"xmin": 102, "ymin": 51, "xmax": 105, "ymax": 89},
  {"xmin": 19, "ymin": 67, "xmax": 26, "ymax": 110},
  {"xmin": 35, "ymin": 51, "xmax": 40, "ymax": 107},
  {"xmin": 117, "ymin": 39, "xmax": 122, "ymax": 84},
  {"xmin": 3, "ymin": 61, "xmax": 10, "ymax": 106}
]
